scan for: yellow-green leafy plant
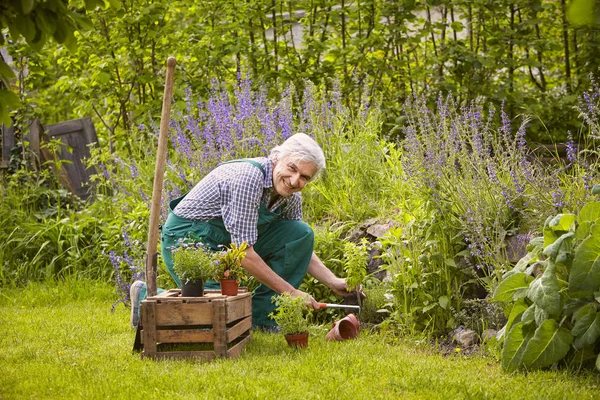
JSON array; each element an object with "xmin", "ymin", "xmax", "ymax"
[{"xmin": 214, "ymin": 241, "xmax": 249, "ymax": 283}]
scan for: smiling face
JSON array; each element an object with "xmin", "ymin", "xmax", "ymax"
[{"xmin": 272, "ymin": 156, "xmax": 318, "ymax": 197}]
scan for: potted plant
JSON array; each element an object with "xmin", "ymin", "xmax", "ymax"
[
  {"xmin": 268, "ymin": 293, "xmax": 313, "ymax": 348},
  {"xmin": 171, "ymin": 239, "xmax": 220, "ymax": 297},
  {"xmin": 214, "ymin": 241, "xmax": 249, "ymax": 296}
]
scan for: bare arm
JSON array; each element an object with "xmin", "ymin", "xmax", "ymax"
[
  {"xmin": 307, "ymin": 252, "xmax": 349, "ymax": 296},
  {"xmin": 241, "ymin": 246, "xmax": 319, "ymax": 307}
]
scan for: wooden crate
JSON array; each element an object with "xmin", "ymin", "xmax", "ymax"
[{"xmin": 140, "ymin": 289, "xmax": 252, "ymax": 361}]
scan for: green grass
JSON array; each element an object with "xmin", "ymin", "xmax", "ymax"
[{"xmin": 1, "ymin": 280, "xmax": 599, "ymax": 399}]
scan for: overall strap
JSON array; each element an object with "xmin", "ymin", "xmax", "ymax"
[{"xmin": 219, "ymin": 159, "xmax": 266, "ymax": 177}]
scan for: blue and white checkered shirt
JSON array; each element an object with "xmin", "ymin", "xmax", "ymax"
[{"xmin": 172, "ymin": 157, "xmax": 302, "ymax": 246}]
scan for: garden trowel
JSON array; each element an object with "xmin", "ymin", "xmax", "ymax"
[{"xmin": 317, "ymin": 303, "xmax": 361, "ymax": 311}]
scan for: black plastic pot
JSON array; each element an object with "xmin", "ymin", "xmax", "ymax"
[{"xmin": 181, "ymin": 279, "xmax": 204, "ymax": 297}]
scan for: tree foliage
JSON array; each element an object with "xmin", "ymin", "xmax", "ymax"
[
  {"xmin": 4, "ymin": 0, "xmax": 600, "ymax": 142},
  {"xmin": 0, "ymin": 0, "xmax": 112, "ymax": 125}
]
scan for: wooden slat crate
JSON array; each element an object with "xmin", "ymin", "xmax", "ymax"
[{"xmin": 140, "ymin": 289, "xmax": 252, "ymax": 361}]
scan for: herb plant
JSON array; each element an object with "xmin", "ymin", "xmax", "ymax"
[
  {"xmin": 343, "ymin": 238, "xmax": 369, "ymax": 291},
  {"xmin": 269, "ymin": 293, "xmax": 312, "ymax": 335},
  {"xmin": 171, "ymin": 239, "xmax": 220, "ymax": 284}
]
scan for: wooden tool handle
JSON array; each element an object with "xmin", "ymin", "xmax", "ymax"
[{"xmin": 145, "ymin": 56, "xmax": 176, "ymax": 297}]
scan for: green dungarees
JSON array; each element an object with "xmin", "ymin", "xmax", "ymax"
[{"xmin": 160, "ymin": 160, "xmax": 314, "ymax": 327}]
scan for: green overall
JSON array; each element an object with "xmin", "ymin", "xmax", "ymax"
[{"xmin": 160, "ymin": 160, "xmax": 314, "ymax": 327}]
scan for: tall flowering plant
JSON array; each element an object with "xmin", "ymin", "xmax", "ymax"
[{"xmin": 214, "ymin": 242, "xmax": 249, "ymax": 283}]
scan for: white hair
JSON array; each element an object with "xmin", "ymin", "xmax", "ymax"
[{"xmin": 269, "ymin": 133, "xmax": 326, "ymax": 180}]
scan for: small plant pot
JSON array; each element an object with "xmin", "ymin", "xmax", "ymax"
[
  {"xmin": 326, "ymin": 313, "xmax": 359, "ymax": 341},
  {"xmin": 181, "ymin": 279, "xmax": 204, "ymax": 297},
  {"xmin": 285, "ymin": 332, "xmax": 309, "ymax": 348},
  {"xmin": 220, "ymin": 279, "xmax": 239, "ymax": 296}
]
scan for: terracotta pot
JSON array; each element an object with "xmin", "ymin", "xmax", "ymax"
[
  {"xmin": 285, "ymin": 332, "xmax": 309, "ymax": 348},
  {"xmin": 326, "ymin": 313, "xmax": 359, "ymax": 341},
  {"xmin": 220, "ymin": 279, "xmax": 239, "ymax": 296},
  {"xmin": 181, "ymin": 279, "xmax": 204, "ymax": 297}
]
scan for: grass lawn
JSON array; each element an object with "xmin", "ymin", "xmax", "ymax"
[{"xmin": 1, "ymin": 280, "xmax": 599, "ymax": 399}]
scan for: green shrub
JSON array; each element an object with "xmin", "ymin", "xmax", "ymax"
[{"xmin": 493, "ymin": 190, "xmax": 600, "ymax": 372}]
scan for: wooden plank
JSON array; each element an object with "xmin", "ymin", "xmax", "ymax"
[
  {"xmin": 154, "ymin": 302, "xmax": 214, "ymax": 326},
  {"xmin": 227, "ymin": 334, "xmax": 252, "ymax": 360},
  {"xmin": 141, "ymin": 301, "xmax": 157, "ymax": 356},
  {"xmin": 81, "ymin": 117, "xmax": 98, "ymax": 144},
  {"xmin": 143, "ymin": 351, "xmax": 216, "ymax": 361},
  {"xmin": 155, "ymin": 328, "xmax": 214, "ymax": 343},
  {"xmin": 150, "ymin": 290, "xmax": 225, "ymax": 302},
  {"xmin": 44, "ymin": 117, "xmax": 99, "ymax": 199},
  {"xmin": 152, "ymin": 289, "xmax": 181, "ymax": 299},
  {"xmin": 46, "ymin": 119, "xmax": 85, "ymax": 135},
  {"xmin": 212, "ymin": 299, "xmax": 227, "ymax": 357},
  {"xmin": 27, "ymin": 119, "xmax": 42, "ymax": 165},
  {"xmin": 226, "ymin": 316, "xmax": 252, "ymax": 343},
  {"xmin": 226, "ymin": 293, "xmax": 252, "ymax": 323},
  {"xmin": 1, "ymin": 124, "xmax": 15, "ymax": 169}
]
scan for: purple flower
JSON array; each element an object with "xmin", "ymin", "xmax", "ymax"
[{"xmin": 566, "ymin": 131, "xmax": 577, "ymax": 163}]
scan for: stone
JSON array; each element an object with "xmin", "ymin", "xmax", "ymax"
[
  {"xmin": 481, "ymin": 329, "xmax": 498, "ymax": 343},
  {"xmin": 366, "ymin": 223, "xmax": 391, "ymax": 238},
  {"xmin": 452, "ymin": 327, "xmax": 479, "ymax": 347}
]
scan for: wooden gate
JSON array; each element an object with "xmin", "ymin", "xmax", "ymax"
[{"xmin": 1, "ymin": 117, "xmax": 99, "ymax": 200}]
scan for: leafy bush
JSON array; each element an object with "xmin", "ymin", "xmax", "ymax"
[
  {"xmin": 0, "ymin": 166, "xmax": 118, "ymax": 286},
  {"xmin": 493, "ymin": 190, "xmax": 600, "ymax": 372},
  {"xmin": 380, "ymin": 224, "xmax": 471, "ymax": 337}
]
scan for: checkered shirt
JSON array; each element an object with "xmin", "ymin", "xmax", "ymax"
[{"xmin": 172, "ymin": 157, "xmax": 303, "ymax": 246}]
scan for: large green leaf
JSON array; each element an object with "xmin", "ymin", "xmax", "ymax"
[
  {"xmin": 567, "ymin": 0, "xmax": 597, "ymax": 26},
  {"xmin": 543, "ymin": 231, "xmax": 574, "ymax": 261},
  {"xmin": 534, "ymin": 305, "xmax": 550, "ymax": 326},
  {"xmin": 576, "ymin": 203, "xmax": 600, "ymax": 240},
  {"xmin": 21, "ymin": 0, "xmax": 35, "ymax": 15},
  {"xmin": 492, "ymin": 272, "xmax": 533, "ymax": 303},
  {"xmin": 522, "ymin": 319, "xmax": 574, "ymax": 370},
  {"xmin": 504, "ymin": 299, "xmax": 529, "ymax": 339},
  {"xmin": 572, "ymin": 304, "xmax": 600, "ymax": 350},
  {"xmin": 569, "ymin": 230, "xmax": 600, "ymax": 296},
  {"xmin": 521, "ymin": 304, "xmax": 536, "ymax": 324},
  {"xmin": 563, "ymin": 298, "xmax": 590, "ymax": 318},
  {"xmin": 543, "ymin": 214, "xmax": 575, "ymax": 248},
  {"xmin": 579, "ymin": 202, "xmax": 600, "ymax": 224},
  {"xmin": 501, "ymin": 322, "xmax": 535, "ymax": 372},
  {"xmin": 0, "ymin": 90, "xmax": 20, "ymax": 108},
  {"xmin": 528, "ymin": 262, "xmax": 561, "ymax": 317}
]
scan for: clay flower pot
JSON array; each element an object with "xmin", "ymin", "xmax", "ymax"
[
  {"xmin": 285, "ymin": 332, "xmax": 309, "ymax": 348},
  {"xmin": 326, "ymin": 313, "xmax": 359, "ymax": 341},
  {"xmin": 181, "ymin": 279, "xmax": 204, "ymax": 297},
  {"xmin": 220, "ymin": 279, "xmax": 239, "ymax": 296}
]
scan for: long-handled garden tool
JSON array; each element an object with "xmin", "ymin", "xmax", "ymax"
[
  {"xmin": 133, "ymin": 57, "xmax": 176, "ymax": 353},
  {"xmin": 317, "ymin": 303, "xmax": 361, "ymax": 311},
  {"xmin": 145, "ymin": 56, "xmax": 176, "ymax": 297}
]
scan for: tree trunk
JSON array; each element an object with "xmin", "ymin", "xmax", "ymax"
[{"xmin": 560, "ymin": 0, "xmax": 572, "ymax": 94}]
